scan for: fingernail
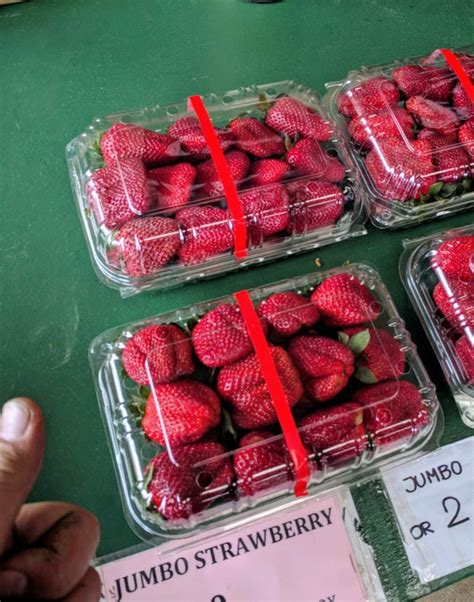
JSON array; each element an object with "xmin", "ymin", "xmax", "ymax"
[
  {"xmin": 1, "ymin": 399, "xmax": 31, "ymax": 441},
  {"xmin": 0, "ymin": 569, "xmax": 28, "ymax": 596}
]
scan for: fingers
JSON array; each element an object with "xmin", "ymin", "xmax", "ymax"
[
  {"xmin": 1, "ymin": 502, "xmax": 100, "ymax": 599},
  {"xmin": 61, "ymin": 566, "xmax": 102, "ymax": 602},
  {"xmin": 0, "ymin": 397, "xmax": 45, "ymax": 555}
]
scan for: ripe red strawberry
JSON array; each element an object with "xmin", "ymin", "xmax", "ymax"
[
  {"xmin": 354, "ymin": 380, "xmax": 430, "ymax": 446},
  {"xmin": 452, "ymin": 83, "xmax": 474, "ymax": 120},
  {"xmin": 265, "ymin": 96, "xmax": 332, "ymax": 142},
  {"xmin": 217, "ymin": 347, "xmax": 303, "ymax": 429},
  {"xmin": 433, "ymin": 281, "xmax": 474, "ymax": 332},
  {"xmin": 100, "ymin": 123, "xmax": 180, "ymax": 165},
  {"xmin": 229, "ymin": 117, "xmax": 285, "ymax": 158},
  {"xmin": 146, "ymin": 442, "xmax": 234, "ymax": 520},
  {"xmin": 248, "ymin": 159, "xmax": 290, "ymax": 186},
  {"xmin": 86, "ymin": 158, "xmax": 152, "ymax": 229},
  {"xmin": 299, "ymin": 402, "xmax": 366, "ymax": 463},
  {"xmin": 142, "ymin": 379, "xmax": 220, "ymax": 446},
  {"xmin": 348, "ymin": 108, "xmax": 414, "ymax": 148},
  {"xmin": 337, "ymin": 77, "xmax": 400, "ymax": 118},
  {"xmin": 115, "ymin": 216, "xmax": 181, "ymax": 277},
  {"xmin": 311, "ymin": 274, "xmax": 382, "ymax": 327},
  {"xmin": 122, "ymin": 324, "xmax": 194, "ymax": 386},
  {"xmin": 195, "ymin": 150, "xmax": 250, "ymax": 199},
  {"xmin": 286, "ymin": 179, "xmax": 345, "ymax": 234},
  {"xmin": 288, "ymin": 335, "xmax": 354, "ymax": 402},
  {"xmin": 234, "ymin": 431, "xmax": 292, "ymax": 496},
  {"xmin": 148, "ymin": 163, "xmax": 196, "ymax": 213},
  {"xmin": 392, "ymin": 65, "xmax": 453, "ymax": 101},
  {"xmin": 459, "ymin": 120, "xmax": 474, "ymax": 160},
  {"xmin": 431, "ymin": 235, "xmax": 474, "ymax": 282},
  {"xmin": 339, "ymin": 327, "xmax": 405, "ymax": 384},
  {"xmin": 176, "ymin": 206, "xmax": 233, "ymax": 265},
  {"xmin": 365, "ymin": 136, "xmax": 436, "ymax": 201},
  {"xmin": 168, "ymin": 116, "xmax": 233, "ymax": 160},
  {"xmin": 455, "ymin": 335, "xmax": 474, "ymax": 381},
  {"xmin": 239, "ymin": 183, "xmax": 289, "ymax": 242},
  {"xmin": 192, "ymin": 303, "xmax": 267, "ymax": 367},
  {"xmin": 417, "ymin": 131, "xmax": 470, "ymax": 183},
  {"xmin": 406, "ymin": 96, "xmax": 460, "ymax": 137},
  {"xmin": 286, "ymin": 139, "xmax": 345, "ymax": 182},
  {"xmin": 257, "ymin": 292, "xmax": 319, "ymax": 337}
]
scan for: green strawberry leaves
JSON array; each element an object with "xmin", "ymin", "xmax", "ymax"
[
  {"xmin": 355, "ymin": 366, "xmax": 378, "ymax": 384},
  {"xmin": 410, "ymin": 178, "xmax": 472, "ymax": 205},
  {"xmin": 130, "ymin": 385, "xmax": 150, "ymax": 418},
  {"xmin": 428, "ymin": 181, "xmax": 443, "ymax": 196},
  {"xmin": 339, "ymin": 329, "xmax": 371, "ymax": 355},
  {"xmin": 143, "ymin": 463, "xmax": 154, "ymax": 490},
  {"xmin": 88, "ymin": 138, "xmax": 105, "ymax": 169},
  {"xmin": 257, "ymin": 93, "xmax": 272, "ymax": 113}
]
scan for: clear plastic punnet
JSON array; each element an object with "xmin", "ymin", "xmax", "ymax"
[
  {"xmin": 89, "ymin": 264, "xmax": 441, "ymax": 541},
  {"xmin": 401, "ymin": 225, "xmax": 474, "ymax": 427},
  {"xmin": 325, "ymin": 47, "xmax": 474, "ymax": 229},
  {"xmin": 67, "ymin": 82, "xmax": 366, "ymax": 297}
]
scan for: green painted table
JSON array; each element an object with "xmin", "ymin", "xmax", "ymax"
[{"xmin": 1, "ymin": 0, "xmax": 473, "ymax": 598}]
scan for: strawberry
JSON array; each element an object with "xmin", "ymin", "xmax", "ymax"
[
  {"xmin": 391, "ymin": 65, "xmax": 453, "ymax": 102},
  {"xmin": 168, "ymin": 116, "xmax": 233, "ymax": 160},
  {"xmin": 288, "ymin": 335, "xmax": 354, "ymax": 402},
  {"xmin": 299, "ymin": 402, "xmax": 366, "ymax": 463},
  {"xmin": 286, "ymin": 139, "xmax": 345, "ymax": 182},
  {"xmin": 257, "ymin": 292, "xmax": 319, "ymax": 337},
  {"xmin": 354, "ymin": 380, "xmax": 430, "ymax": 446},
  {"xmin": 365, "ymin": 136, "xmax": 436, "ymax": 201},
  {"xmin": 433, "ymin": 281, "xmax": 474, "ymax": 332},
  {"xmin": 176, "ymin": 206, "xmax": 233, "ymax": 265},
  {"xmin": 122, "ymin": 324, "xmax": 194, "ymax": 386},
  {"xmin": 192, "ymin": 303, "xmax": 267, "ymax": 368},
  {"xmin": 452, "ymin": 83, "xmax": 474, "ymax": 120},
  {"xmin": 310, "ymin": 273, "xmax": 382, "ymax": 327},
  {"xmin": 229, "ymin": 117, "xmax": 285, "ymax": 157},
  {"xmin": 234, "ymin": 431, "xmax": 293, "ymax": 496},
  {"xmin": 265, "ymin": 96, "xmax": 332, "ymax": 142},
  {"xmin": 455, "ymin": 335, "xmax": 474, "ymax": 381},
  {"xmin": 142, "ymin": 379, "xmax": 220, "ymax": 446},
  {"xmin": 248, "ymin": 158, "xmax": 290, "ymax": 186},
  {"xmin": 86, "ymin": 158, "xmax": 151, "ymax": 229},
  {"xmin": 146, "ymin": 441, "xmax": 233, "ymax": 520},
  {"xmin": 347, "ymin": 107, "xmax": 414, "ymax": 149},
  {"xmin": 148, "ymin": 163, "xmax": 196, "ymax": 213},
  {"xmin": 451, "ymin": 52, "xmax": 474, "ymax": 80},
  {"xmin": 195, "ymin": 150, "xmax": 250, "ymax": 199},
  {"xmin": 406, "ymin": 96, "xmax": 460, "ymax": 137},
  {"xmin": 418, "ymin": 131, "xmax": 470, "ymax": 183},
  {"xmin": 239, "ymin": 183, "xmax": 289, "ymax": 243},
  {"xmin": 115, "ymin": 216, "xmax": 181, "ymax": 277},
  {"xmin": 339, "ymin": 327, "xmax": 405, "ymax": 384},
  {"xmin": 286, "ymin": 179, "xmax": 345, "ymax": 234},
  {"xmin": 100, "ymin": 123, "xmax": 180, "ymax": 165},
  {"xmin": 459, "ymin": 120, "xmax": 474, "ymax": 160},
  {"xmin": 217, "ymin": 347, "xmax": 303, "ymax": 429},
  {"xmin": 431, "ymin": 235, "xmax": 474, "ymax": 282},
  {"xmin": 337, "ymin": 77, "xmax": 400, "ymax": 118}
]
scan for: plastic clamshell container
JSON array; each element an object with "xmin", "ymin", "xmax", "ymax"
[
  {"xmin": 90, "ymin": 264, "xmax": 441, "ymax": 541},
  {"xmin": 401, "ymin": 225, "xmax": 474, "ymax": 427},
  {"xmin": 325, "ymin": 47, "xmax": 474, "ymax": 229},
  {"xmin": 67, "ymin": 81, "xmax": 366, "ymax": 297}
]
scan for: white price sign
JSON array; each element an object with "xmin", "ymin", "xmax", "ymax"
[{"xmin": 382, "ymin": 437, "xmax": 474, "ymax": 583}]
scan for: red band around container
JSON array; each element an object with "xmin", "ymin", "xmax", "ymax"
[{"xmin": 441, "ymin": 49, "xmax": 474, "ymax": 101}]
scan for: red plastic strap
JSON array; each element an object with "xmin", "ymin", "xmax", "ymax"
[
  {"xmin": 441, "ymin": 49, "xmax": 474, "ymax": 102},
  {"xmin": 234, "ymin": 290, "xmax": 310, "ymax": 497},
  {"xmin": 188, "ymin": 95, "xmax": 248, "ymax": 258}
]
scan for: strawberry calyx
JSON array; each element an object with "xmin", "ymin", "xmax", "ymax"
[
  {"xmin": 354, "ymin": 366, "xmax": 378, "ymax": 384},
  {"xmin": 338, "ymin": 329, "xmax": 371, "ymax": 355}
]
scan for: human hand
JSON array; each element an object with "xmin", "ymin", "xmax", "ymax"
[{"xmin": 0, "ymin": 397, "xmax": 101, "ymax": 600}]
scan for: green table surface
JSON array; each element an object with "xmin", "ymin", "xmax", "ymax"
[{"xmin": 1, "ymin": 0, "xmax": 473, "ymax": 598}]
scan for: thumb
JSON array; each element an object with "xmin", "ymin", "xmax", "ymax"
[{"xmin": 0, "ymin": 398, "xmax": 45, "ymax": 556}]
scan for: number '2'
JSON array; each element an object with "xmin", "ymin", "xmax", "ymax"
[{"xmin": 442, "ymin": 496, "xmax": 470, "ymax": 528}]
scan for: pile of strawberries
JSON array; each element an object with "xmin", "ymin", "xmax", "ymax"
[
  {"xmin": 430, "ymin": 234, "xmax": 474, "ymax": 382},
  {"xmin": 336, "ymin": 51, "xmax": 474, "ymax": 204},
  {"xmin": 120, "ymin": 272, "xmax": 430, "ymax": 521},
  {"xmin": 86, "ymin": 95, "xmax": 349, "ymax": 278}
]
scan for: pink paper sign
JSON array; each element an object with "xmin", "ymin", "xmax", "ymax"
[{"xmin": 98, "ymin": 495, "xmax": 366, "ymax": 602}]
